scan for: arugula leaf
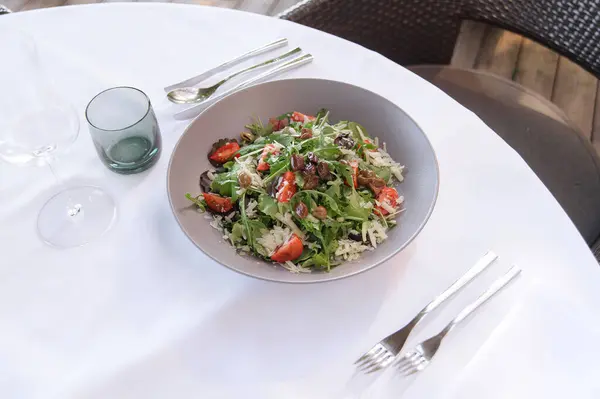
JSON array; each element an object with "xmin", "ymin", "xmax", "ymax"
[
  {"xmin": 313, "ymin": 146, "xmax": 342, "ymax": 160},
  {"xmin": 275, "ymin": 112, "xmax": 291, "ymax": 121},
  {"xmin": 301, "ymin": 252, "xmax": 329, "ymax": 270},
  {"xmin": 210, "ymin": 171, "xmax": 239, "ymax": 202},
  {"xmin": 269, "ymin": 133, "xmax": 294, "ymax": 147},
  {"xmin": 344, "ymin": 190, "xmax": 371, "ymax": 221},
  {"xmin": 301, "ymin": 190, "xmax": 342, "ymax": 215},
  {"xmin": 239, "ymin": 192, "xmax": 253, "ymax": 248},
  {"xmin": 367, "ymin": 164, "xmax": 392, "ymax": 183},
  {"xmin": 315, "ymin": 108, "xmax": 328, "ymax": 124},
  {"xmin": 245, "ymin": 117, "xmax": 273, "ymax": 137},
  {"xmin": 236, "ymin": 143, "xmax": 265, "ymax": 156},
  {"xmin": 258, "ymin": 194, "xmax": 278, "ymax": 217},
  {"xmin": 330, "ymin": 162, "xmax": 354, "ymax": 189},
  {"xmin": 263, "ymin": 157, "xmax": 289, "ymax": 185},
  {"xmin": 185, "ymin": 193, "xmax": 206, "ymax": 211},
  {"xmin": 324, "ymin": 179, "xmax": 343, "ymax": 200},
  {"xmin": 230, "ymin": 222, "xmax": 245, "ymax": 243},
  {"xmin": 347, "ymin": 122, "xmax": 369, "ymax": 143},
  {"xmin": 295, "ymin": 172, "xmax": 305, "ymax": 188}
]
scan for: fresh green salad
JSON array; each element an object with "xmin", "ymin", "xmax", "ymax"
[{"xmin": 186, "ymin": 110, "xmax": 405, "ymax": 273}]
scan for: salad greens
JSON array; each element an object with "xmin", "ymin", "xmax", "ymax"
[{"xmin": 186, "ymin": 110, "xmax": 406, "ymax": 273}]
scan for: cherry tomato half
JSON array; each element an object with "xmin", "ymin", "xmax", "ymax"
[
  {"xmin": 290, "ymin": 111, "xmax": 316, "ymax": 123},
  {"xmin": 375, "ymin": 187, "xmax": 400, "ymax": 216},
  {"xmin": 275, "ymin": 171, "xmax": 297, "ymax": 203},
  {"xmin": 271, "ymin": 234, "xmax": 303, "ymax": 263},
  {"xmin": 203, "ymin": 192, "xmax": 233, "ymax": 214},
  {"xmin": 208, "ymin": 141, "xmax": 240, "ymax": 164}
]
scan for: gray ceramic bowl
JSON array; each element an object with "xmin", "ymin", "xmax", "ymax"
[{"xmin": 168, "ymin": 78, "xmax": 439, "ymax": 283}]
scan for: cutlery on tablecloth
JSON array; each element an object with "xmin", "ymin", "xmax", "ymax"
[
  {"xmin": 355, "ymin": 251, "xmax": 499, "ymax": 374},
  {"xmin": 167, "ymin": 47, "xmax": 302, "ymax": 104},
  {"xmin": 164, "ymin": 38, "xmax": 288, "ymax": 92},
  {"xmin": 395, "ymin": 266, "xmax": 521, "ymax": 376},
  {"xmin": 173, "ymin": 53, "xmax": 314, "ymax": 120}
]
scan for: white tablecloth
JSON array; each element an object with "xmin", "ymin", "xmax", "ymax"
[{"xmin": 2, "ymin": 4, "xmax": 600, "ymax": 398}]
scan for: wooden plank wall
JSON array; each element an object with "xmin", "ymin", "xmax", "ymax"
[{"xmin": 453, "ymin": 22, "xmax": 600, "ymax": 151}]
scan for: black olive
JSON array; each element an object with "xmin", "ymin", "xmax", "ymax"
[
  {"xmin": 348, "ymin": 232, "xmax": 363, "ymax": 242},
  {"xmin": 334, "ymin": 135, "xmax": 355, "ymax": 149},
  {"xmin": 199, "ymin": 171, "xmax": 212, "ymax": 193},
  {"xmin": 267, "ymin": 177, "xmax": 280, "ymax": 197}
]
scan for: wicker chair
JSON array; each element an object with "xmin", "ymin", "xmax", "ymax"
[
  {"xmin": 280, "ymin": 0, "xmax": 600, "ymax": 253},
  {"xmin": 279, "ymin": 0, "xmax": 600, "ymax": 76}
]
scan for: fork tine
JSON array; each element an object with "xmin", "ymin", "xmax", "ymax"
[
  {"xmin": 397, "ymin": 356, "xmax": 420, "ymax": 375},
  {"xmin": 358, "ymin": 348, "xmax": 389, "ymax": 371},
  {"xmin": 402, "ymin": 358, "xmax": 427, "ymax": 376},
  {"xmin": 354, "ymin": 345, "xmax": 383, "ymax": 366},
  {"xmin": 395, "ymin": 351, "xmax": 419, "ymax": 368},
  {"xmin": 396, "ymin": 352, "xmax": 421, "ymax": 374},
  {"xmin": 393, "ymin": 352, "xmax": 413, "ymax": 371},
  {"xmin": 365, "ymin": 353, "xmax": 396, "ymax": 374}
]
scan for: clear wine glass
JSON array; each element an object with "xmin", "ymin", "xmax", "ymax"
[{"xmin": 0, "ymin": 28, "xmax": 116, "ymax": 248}]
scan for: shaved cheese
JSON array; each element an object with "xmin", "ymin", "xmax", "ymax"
[
  {"xmin": 335, "ymin": 239, "xmax": 370, "ymax": 261},
  {"xmin": 257, "ymin": 225, "xmax": 292, "ymax": 256},
  {"xmin": 275, "ymin": 212, "xmax": 306, "ymax": 240},
  {"xmin": 282, "ymin": 261, "xmax": 312, "ymax": 274},
  {"xmin": 235, "ymin": 155, "xmax": 264, "ymax": 187},
  {"xmin": 367, "ymin": 227, "xmax": 377, "ymax": 248},
  {"xmin": 246, "ymin": 199, "xmax": 258, "ymax": 218},
  {"xmin": 378, "ymin": 199, "xmax": 397, "ymax": 214},
  {"xmin": 356, "ymin": 125, "xmax": 367, "ymax": 141}
]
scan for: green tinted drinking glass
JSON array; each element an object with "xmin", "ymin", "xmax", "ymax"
[{"xmin": 86, "ymin": 87, "xmax": 161, "ymax": 174}]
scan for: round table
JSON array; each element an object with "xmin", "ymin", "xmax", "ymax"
[{"xmin": 2, "ymin": 4, "xmax": 600, "ymax": 398}]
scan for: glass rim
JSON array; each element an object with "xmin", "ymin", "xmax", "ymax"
[{"xmin": 85, "ymin": 86, "xmax": 152, "ymax": 132}]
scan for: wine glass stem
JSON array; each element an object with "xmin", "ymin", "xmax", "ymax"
[
  {"xmin": 47, "ymin": 159, "xmax": 62, "ymax": 185},
  {"xmin": 47, "ymin": 159, "xmax": 82, "ymax": 217}
]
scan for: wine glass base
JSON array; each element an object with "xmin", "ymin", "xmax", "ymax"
[{"xmin": 37, "ymin": 186, "xmax": 116, "ymax": 248}]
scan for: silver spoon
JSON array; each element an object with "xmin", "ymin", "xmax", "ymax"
[{"xmin": 167, "ymin": 47, "xmax": 301, "ymax": 104}]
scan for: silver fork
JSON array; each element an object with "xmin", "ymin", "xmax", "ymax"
[
  {"xmin": 355, "ymin": 251, "xmax": 498, "ymax": 374},
  {"xmin": 395, "ymin": 266, "xmax": 521, "ymax": 376}
]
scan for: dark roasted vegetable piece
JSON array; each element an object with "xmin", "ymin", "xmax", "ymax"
[
  {"xmin": 199, "ymin": 171, "xmax": 212, "ymax": 193},
  {"xmin": 334, "ymin": 134, "xmax": 355, "ymax": 149},
  {"xmin": 357, "ymin": 169, "xmax": 376, "ymax": 186},
  {"xmin": 368, "ymin": 178, "xmax": 386, "ymax": 196},
  {"xmin": 302, "ymin": 173, "xmax": 319, "ymax": 190},
  {"xmin": 357, "ymin": 169, "xmax": 386, "ymax": 195},
  {"xmin": 317, "ymin": 162, "xmax": 332, "ymax": 181},
  {"xmin": 307, "ymin": 152, "xmax": 319, "ymax": 164},
  {"xmin": 304, "ymin": 163, "xmax": 316, "ymax": 175},
  {"xmin": 300, "ymin": 128, "xmax": 313, "ymax": 139},
  {"xmin": 295, "ymin": 202, "xmax": 309, "ymax": 219},
  {"xmin": 290, "ymin": 154, "xmax": 305, "ymax": 171}
]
